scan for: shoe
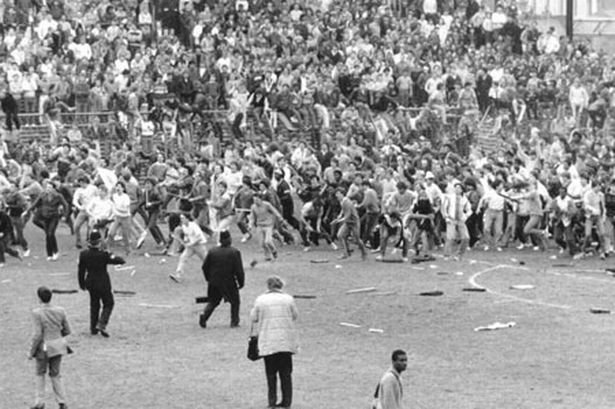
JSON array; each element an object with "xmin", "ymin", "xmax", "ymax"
[
  {"xmin": 496, "ymin": 247, "xmax": 502, "ymax": 252},
  {"xmin": 51, "ymin": 253, "xmax": 59, "ymax": 261},
  {"xmin": 533, "ymin": 246, "xmax": 540, "ymax": 251},
  {"xmin": 59, "ymin": 403, "xmax": 68, "ymax": 409},
  {"xmin": 516, "ymin": 244, "xmax": 525, "ymax": 250},
  {"xmin": 330, "ymin": 242, "xmax": 338, "ymax": 250},
  {"xmin": 402, "ymin": 257, "xmax": 409, "ymax": 262},
  {"xmin": 23, "ymin": 249, "xmax": 30, "ymax": 258},
  {"xmin": 483, "ymin": 246, "xmax": 489, "ymax": 251},
  {"xmin": 240, "ymin": 233, "xmax": 251, "ymax": 243},
  {"xmin": 230, "ymin": 322, "xmax": 240, "ymax": 328},
  {"xmin": 0, "ymin": 263, "xmax": 5, "ymax": 268},
  {"xmin": 601, "ymin": 253, "xmax": 607, "ymax": 260},
  {"xmin": 272, "ymin": 251, "xmax": 278, "ymax": 259},
  {"xmin": 559, "ymin": 248, "xmax": 565, "ymax": 255},
  {"xmin": 75, "ymin": 243, "xmax": 82, "ymax": 249},
  {"xmin": 97, "ymin": 327, "xmax": 109, "ymax": 338},
  {"xmin": 90, "ymin": 329, "xmax": 99, "ymax": 335},
  {"xmin": 370, "ymin": 247, "xmax": 381, "ymax": 253},
  {"xmin": 338, "ymin": 254, "xmax": 349, "ymax": 260},
  {"xmin": 375, "ymin": 255, "xmax": 383, "ymax": 261},
  {"xmin": 303, "ymin": 246, "xmax": 311, "ymax": 252},
  {"xmin": 169, "ymin": 273, "xmax": 181, "ymax": 283},
  {"xmin": 573, "ymin": 253, "xmax": 584, "ymax": 260},
  {"xmin": 199, "ymin": 314, "xmax": 207, "ymax": 328},
  {"xmin": 391, "ymin": 248, "xmax": 398, "ymax": 255},
  {"xmin": 29, "ymin": 404, "xmax": 45, "ymax": 409}
]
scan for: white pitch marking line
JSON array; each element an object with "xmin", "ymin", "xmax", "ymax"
[{"xmin": 468, "ymin": 265, "xmax": 572, "ymax": 310}]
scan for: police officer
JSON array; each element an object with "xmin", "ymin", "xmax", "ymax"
[{"xmin": 78, "ymin": 230, "xmax": 126, "ymax": 337}]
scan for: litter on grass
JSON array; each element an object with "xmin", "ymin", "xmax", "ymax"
[
  {"xmin": 346, "ymin": 287, "xmax": 377, "ymax": 294},
  {"xmin": 510, "ymin": 284, "xmax": 535, "ymax": 290},
  {"xmin": 419, "ymin": 290, "xmax": 444, "ymax": 296},
  {"xmin": 368, "ymin": 328, "xmax": 384, "ymax": 333},
  {"xmin": 589, "ymin": 308, "xmax": 611, "ymax": 314},
  {"xmin": 1, "ymin": 279, "xmax": 12, "ymax": 284},
  {"xmin": 339, "ymin": 322, "xmax": 361, "ymax": 328},
  {"xmin": 463, "ymin": 287, "xmax": 486, "ymax": 292},
  {"xmin": 310, "ymin": 259, "xmax": 329, "ymax": 264},
  {"xmin": 51, "ymin": 289, "xmax": 78, "ymax": 294},
  {"xmin": 293, "ymin": 295, "xmax": 317, "ymax": 299},
  {"xmin": 335, "ymin": 264, "xmax": 343, "ymax": 269},
  {"xmin": 114, "ymin": 265, "xmax": 136, "ymax": 271},
  {"xmin": 474, "ymin": 321, "xmax": 516, "ymax": 332}
]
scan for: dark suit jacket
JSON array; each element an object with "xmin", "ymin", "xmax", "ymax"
[
  {"xmin": 78, "ymin": 247, "xmax": 126, "ymax": 292},
  {"xmin": 201, "ymin": 245, "xmax": 245, "ymax": 298}
]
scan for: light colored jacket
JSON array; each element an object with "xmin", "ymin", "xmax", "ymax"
[
  {"xmin": 378, "ymin": 368, "xmax": 403, "ymax": 409},
  {"xmin": 442, "ymin": 193, "xmax": 472, "ymax": 222},
  {"xmin": 250, "ymin": 291, "xmax": 299, "ymax": 356},
  {"xmin": 29, "ymin": 304, "xmax": 71, "ymax": 359}
]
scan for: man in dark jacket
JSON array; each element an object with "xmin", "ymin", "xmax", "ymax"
[
  {"xmin": 0, "ymin": 200, "xmax": 21, "ymax": 266},
  {"xmin": 199, "ymin": 230, "xmax": 244, "ymax": 328},
  {"xmin": 0, "ymin": 89, "xmax": 20, "ymax": 132},
  {"xmin": 78, "ymin": 230, "xmax": 126, "ymax": 337}
]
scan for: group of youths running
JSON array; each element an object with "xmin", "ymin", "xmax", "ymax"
[{"xmin": 0, "ymin": 127, "xmax": 612, "ymax": 276}]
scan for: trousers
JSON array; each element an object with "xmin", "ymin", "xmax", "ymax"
[{"xmin": 264, "ymin": 352, "xmax": 293, "ymax": 408}]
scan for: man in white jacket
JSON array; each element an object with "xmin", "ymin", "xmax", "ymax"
[
  {"xmin": 375, "ymin": 349, "xmax": 407, "ymax": 409},
  {"xmin": 250, "ymin": 276, "xmax": 298, "ymax": 409}
]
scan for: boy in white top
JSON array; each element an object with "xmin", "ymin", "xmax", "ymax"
[
  {"xmin": 73, "ymin": 176, "xmax": 98, "ymax": 248},
  {"xmin": 170, "ymin": 214, "xmax": 208, "ymax": 283}
]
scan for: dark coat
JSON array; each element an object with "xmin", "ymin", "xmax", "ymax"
[
  {"xmin": 78, "ymin": 247, "xmax": 126, "ymax": 292},
  {"xmin": 201, "ymin": 245, "xmax": 245, "ymax": 300}
]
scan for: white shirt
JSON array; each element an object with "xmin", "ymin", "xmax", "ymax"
[
  {"xmin": 73, "ymin": 185, "xmax": 98, "ymax": 210},
  {"xmin": 182, "ymin": 221, "xmax": 207, "ymax": 246},
  {"xmin": 112, "ymin": 192, "xmax": 131, "ymax": 217}
]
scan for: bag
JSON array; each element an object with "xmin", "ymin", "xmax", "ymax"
[
  {"xmin": 247, "ymin": 336, "xmax": 260, "ymax": 361},
  {"xmin": 371, "ymin": 383, "xmax": 381, "ymax": 409}
]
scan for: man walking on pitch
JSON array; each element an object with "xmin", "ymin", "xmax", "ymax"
[
  {"xmin": 29, "ymin": 286, "xmax": 71, "ymax": 409},
  {"xmin": 374, "ymin": 349, "xmax": 407, "ymax": 409},
  {"xmin": 250, "ymin": 276, "xmax": 299, "ymax": 409},
  {"xmin": 78, "ymin": 230, "xmax": 126, "ymax": 337},
  {"xmin": 199, "ymin": 230, "xmax": 244, "ymax": 328}
]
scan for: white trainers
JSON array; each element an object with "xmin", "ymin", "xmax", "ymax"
[
  {"xmin": 303, "ymin": 246, "xmax": 311, "ymax": 252},
  {"xmin": 483, "ymin": 246, "xmax": 489, "ymax": 251},
  {"xmin": 375, "ymin": 255, "xmax": 383, "ymax": 261},
  {"xmin": 50, "ymin": 253, "xmax": 59, "ymax": 261},
  {"xmin": 169, "ymin": 273, "xmax": 182, "ymax": 283},
  {"xmin": 23, "ymin": 249, "xmax": 30, "ymax": 258},
  {"xmin": 516, "ymin": 244, "xmax": 525, "ymax": 250},
  {"xmin": 496, "ymin": 247, "xmax": 502, "ymax": 252},
  {"xmin": 240, "ymin": 233, "xmax": 251, "ymax": 243},
  {"xmin": 330, "ymin": 242, "xmax": 338, "ymax": 250}
]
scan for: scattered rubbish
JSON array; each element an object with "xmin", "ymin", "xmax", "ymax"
[
  {"xmin": 589, "ymin": 308, "xmax": 611, "ymax": 314},
  {"xmin": 553, "ymin": 263, "xmax": 573, "ymax": 268},
  {"xmin": 346, "ymin": 287, "xmax": 377, "ymax": 294},
  {"xmin": 474, "ymin": 321, "xmax": 516, "ymax": 332},
  {"xmin": 113, "ymin": 290, "xmax": 136, "ymax": 295},
  {"xmin": 250, "ymin": 260, "xmax": 258, "ymax": 268},
  {"xmin": 48, "ymin": 273, "xmax": 70, "ymax": 276},
  {"xmin": 419, "ymin": 290, "xmax": 444, "ymax": 296},
  {"xmin": 510, "ymin": 284, "xmax": 534, "ymax": 290},
  {"xmin": 293, "ymin": 295, "xmax": 317, "ymax": 299},
  {"xmin": 429, "ymin": 265, "xmax": 439, "ymax": 269},
  {"xmin": 195, "ymin": 296, "xmax": 209, "ymax": 304},
  {"xmin": 380, "ymin": 258, "xmax": 405, "ymax": 263},
  {"xmin": 454, "ymin": 272, "xmax": 464, "ymax": 276},
  {"xmin": 510, "ymin": 258, "xmax": 518, "ymax": 263},
  {"xmin": 519, "ymin": 261, "xmax": 526, "ymax": 265},
  {"xmin": 310, "ymin": 259, "xmax": 329, "ymax": 264},
  {"xmin": 371, "ymin": 291, "xmax": 397, "ymax": 296},
  {"xmin": 1, "ymin": 279, "xmax": 12, "ymax": 284},
  {"xmin": 130, "ymin": 269, "xmax": 137, "ymax": 277},
  {"xmin": 144, "ymin": 253, "xmax": 151, "ymax": 258},
  {"xmin": 368, "ymin": 328, "xmax": 384, "ymax": 334},
  {"xmin": 549, "ymin": 255, "xmax": 557, "ymax": 260},
  {"xmin": 51, "ymin": 289, "xmax": 78, "ymax": 294},
  {"xmin": 115, "ymin": 265, "xmax": 135, "ymax": 271},
  {"xmin": 335, "ymin": 264, "xmax": 343, "ymax": 269},
  {"xmin": 158, "ymin": 258, "xmax": 167, "ymax": 264},
  {"xmin": 411, "ymin": 254, "xmax": 436, "ymax": 264},
  {"xmin": 410, "ymin": 266, "xmax": 425, "ymax": 270},
  {"xmin": 436, "ymin": 271, "xmax": 449, "ymax": 275},
  {"xmin": 469, "ymin": 260, "xmax": 477, "ymax": 265},
  {"xmin": 138, "ymin": 303, "xmax": 180, "ymax": 309},
  {"xmin": 339, "ymin": 322, "xmax": 361, "ymax": 328},
  {"xmin": 463, "ymin": 287, "xmax": 486, "ymax": 292}
]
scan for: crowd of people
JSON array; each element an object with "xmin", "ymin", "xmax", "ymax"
[
  {"xmin": 0, "ymin": 0, "xmax": 612, "ymax": 267},
  {"xmin": 8, "ymin": 0, "xmax": 615, "ymax": 408}
]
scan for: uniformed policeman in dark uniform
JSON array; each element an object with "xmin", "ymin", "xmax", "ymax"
[{"xmin": 78, "ymin": 230, "xmax": 126, "ymax": 337}]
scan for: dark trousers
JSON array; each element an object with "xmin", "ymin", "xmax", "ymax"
[
  {"xmin": 299, "ymin": 217, "xmax": 333, "ymax": 247},
  {"xmin": 88, "ymin": 288, "xmax": 114, "ymax": 332},
  {"xmin": 281, "ymin": 201, "xmax": 300, "ymax": 231},
  {"xmin": 360, "ymin": 212, "xmax": 379, "ymax": 246},
  {"xmin": 10, "ymin": 214, "xmax": 28, "ymax": 250},
  {"xmin": 202, "ymin": 285, "xmax": 240, "ymax": 326},
  {"xmin": 553, "ymin": 220, "xmax": 579, "ymax": 256},
  {"xmin": 0, "ymin": 235, "xmax": 20, "ymax": 262},
  {"xmin": 264, "ymin": 352, "xmax": 293, "ymax": 407},
  {"xmin": 145, "ymin": 209, "xmax": 166, "ymax": 245},
  {"xmin": 33, "ymin": 214, "xmax": 59, "ymax": 256},
  {"xmin": 5, "ymin": 111, "xmax": 20, "ymax": 131}
]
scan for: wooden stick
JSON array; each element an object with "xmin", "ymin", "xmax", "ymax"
[
  {"xmin": 346, "ymin": 287, "xmax": 377, "ymax": 294},
  {"xmin": 339, "ymin": 322, "xmax": 361, "ymax": 328}
]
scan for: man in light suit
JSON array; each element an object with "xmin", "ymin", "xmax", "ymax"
[
  {"xmin": 375, "ymin": 349, "xmax": 407, "ymax": 409},
  {"xmin": 29, "ymin": 286, "xmax": 71, "ymax": 409},
  {"xmin": 442, "ymin": 182, "xmax": 472, "ymax": 259}
]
